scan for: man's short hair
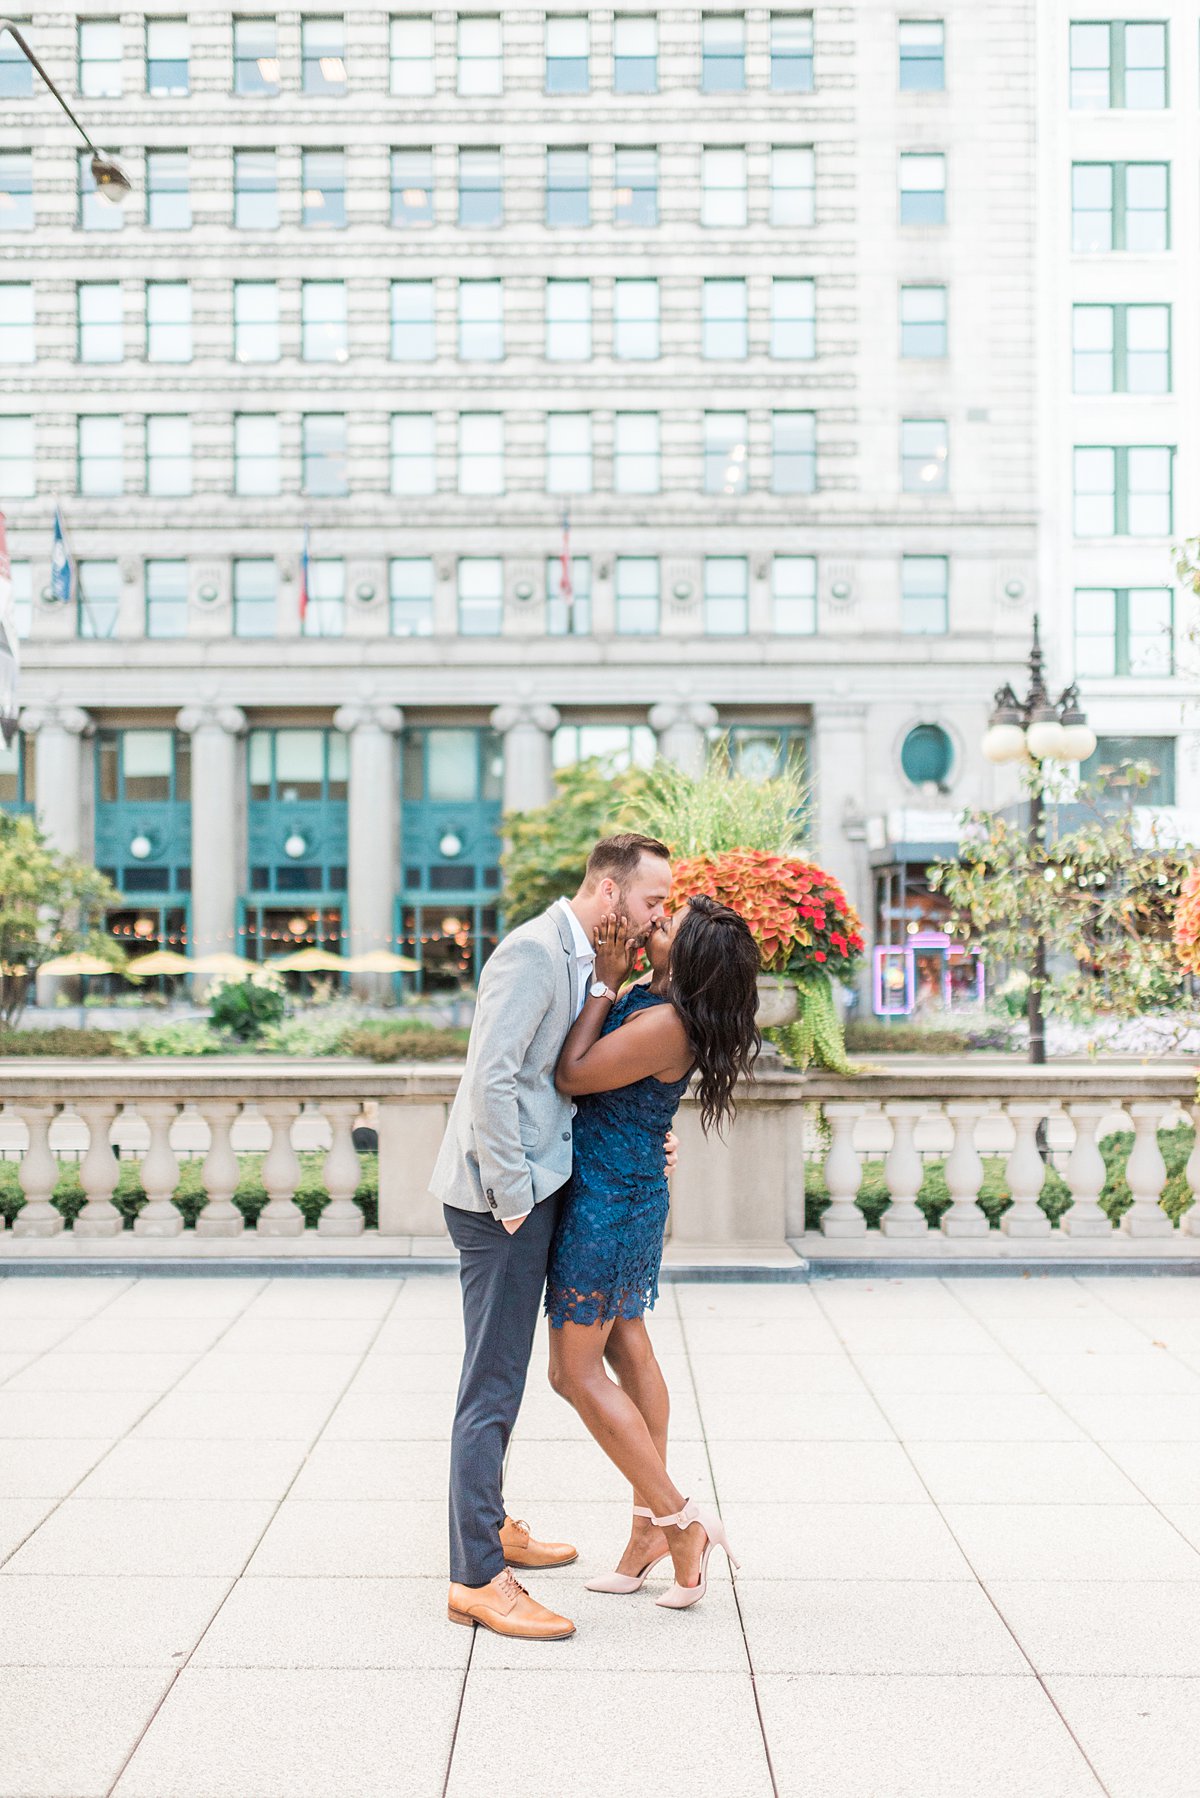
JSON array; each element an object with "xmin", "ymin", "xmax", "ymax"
[{"xmin": 585, "ymin": 832, "xmax": 671, "ymax": 889}]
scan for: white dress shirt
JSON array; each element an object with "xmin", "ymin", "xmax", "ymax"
[{"xmin": 557, "ymin": 896, "xmax": 596, "ymax": 1019}]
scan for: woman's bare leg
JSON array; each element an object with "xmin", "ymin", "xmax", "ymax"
[{"xmin": 604, "ymin": 1317, "xmax": 671, "ymax": 1577}]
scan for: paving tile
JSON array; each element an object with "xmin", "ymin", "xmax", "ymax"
[
  {"xmin": 242, "ymin": 1278, "xmax": 401, "ymax": 1319},
  {"xmin": 290, "ymin": 1439, "xmax": 449, "ymax": 1502},
  {"xmin": 819, "ymin": 1317, "xmax": 1001, "ymax": 1355},
  {"xmin": 674, "ymin": 1282, "xmax": 823, "ymax": 1318},
  {"xmin": 100, "ymin": 1279, "xmax": 260, "ymax": 1319},
  {"xmin": 0, "ymin": 1666, "xmax": 172, "ymax": 1798},
  {"xmin": 814, "ymin": 1280, "xmax": 969, "ymax": 1319},
  {"xmin": 905, "ymin": 1440, "xmax": 1143, "ymax": 1505},
  {"xmin": 0, "ymin": 1388, "xmax": 158, "ymax": 1438},
  {"xmin": 0, "ymin": 1350, "xmax": 35, "ymax": 1383},
  {"xmin": 988, "ymin": 1581, "xmax": 1200, "ymax": 1676},
  {"xmin": 385, "ymin": 1276, "xmax": 464, "ymax": 1317},
  {"xmin": 4, "ymin": 1498, "xmax": 275, "ymax": 1577},
  {"xmin": 944, "ymin": 1276, "xmax": 1101, "ymax": 1317},
  {"xmin": 334, "ymin": 1352, "xmax": 462, "ymax": 1395},
  {"xmin": 708, "ymin": 1439, "xmax": 926, "ymax": 1504},
  {"xmin": 368, "ymin": 1315, "xmax": 466, "ymax": 1355},
  {"xmin": 0, "ymin": 1574, "xmax": 230, "ymax": 1667},
  {"xmin": 852, "ymin": 1352, "xmax": 1039, "ymax": 1395},
  {"xmin": 2, "ymin": 1350, "xmax": 196, "ymax": 1393},
  {"xmin": 1082, "ymin": 1441, "xmax": 1200, "ymax": 1506},
  {"xmin": 1056, "ymin": 1393, "xmax": 1200, "ymax": 1442},
  {"xmin": 733, "ymin": 1502, "xmax": 971, "ymax": 1580},
  {"xmin": 511, "ymin": 1380, "xmax": 705, "ymax": 1441},
  {"xmin": 1075, "ymin": 1277, "xmax": 1200, "ymax": 1319},
  {"xmin": 76, "ymin": 1438, "xmax": 308, "ymax": 1502},
  {"xmin": 1146, "ymin": 1319, "xmax": 1200, "ymax": 1352},
  {"xmin": 876, "ymin": 1393, "xmax": 1085, "ymax": 1443},
  {"xmin": 130, "ymin": 1390, "xmax": 333, "ymax": 1442},
  {"xmin": 190, "ymin": 1575, "xmax": 469, "ymax": 1669},
  {"xmin": 113, "ymin": 1667, "xmax": 461, "ymax": 1798},
  {"xmin": 0, "ymin": 1276, "xmax": 131, "ymax": 1317},
  {"xmin": 1046, "ymin": 1675, "xmax": 1200, "ymax": 1798},
  {"xmin": 984, "ymin": 1316, "xmax": 1157, "ymax": 1354},
  {"xmin": 173, "ymin": 1351, "xmax": 362, "ymax": 1395},
  {"xmin": 940, "ymin": 1504, "xmax": 1200, "ymax": 1582},
  {"xmin": 446, "ymin": 1670, "xmax": 773, "ymax": 1798},
  {"xmin": 215, "ymin": 1316, "xmax": 380, "ymax": 1355},
  {"xmin": 56, "ymin": 1315, "xmax": 234, "ymax": 1356},
  {"xmin": 738, "ymin": 1578, "xmax": 1027, "ymax": 1674},
  {"xmin": 505, "ymin": 1436, "xmax": 714, "ymax": 1504},
  {"xmin": 687, "ymin": 1353, "xmax": 866, "ymax": 1397},
  {"xmin": 0, "ymin": 1317, "xmax": 77, "ymax": 1355},
  {"xmin": 246, "ymin": 1498, "xmax": 445, "ymax": 1577},
  {"xmin": 322, "ymin": 1389, "xmax": 454, "ymax": 1439},
  {"xmin": 0, "ymin": 1498, "xmax": 58, "ymax": 1563},
  {"xmin": 1015, "ymin": 1351, "xmax": 1200, "ymax": 1396},
  {"xmin": 0, "ymin": 1437, "xmax": 109, "ymax": 1498},
  {"xmin": 1158, "ymin": 1506, "xmax": 1200, "ymax": 1554},
  {"xmin": 757, "ymin": 1673, "xmax": 1105, "ymax": 1798},
  {"xmin": 470, "ymin": 1576, "xmax": 746, "ymax": 1671},
  {"xmin": 681, "ymin": 1316, "xmax": 843, "ymax": 1355},
  {"xmin": 697, "ymin": 1390, "xmax": 894, "ymax": 1441}
]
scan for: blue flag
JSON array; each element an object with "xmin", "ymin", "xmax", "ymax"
[{"xmin": 50, "ymin": 506, "xmax": 73, "ymax": 605}]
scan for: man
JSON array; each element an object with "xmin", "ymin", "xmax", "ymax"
[{"xmin": 431, "ymin": 832, "xmax": 674, "ymax": 1640}]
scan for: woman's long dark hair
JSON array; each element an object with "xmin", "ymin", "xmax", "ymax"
[{"xmin": 669, "ymin": 895, "xmax": 761, "ymax": 1137}]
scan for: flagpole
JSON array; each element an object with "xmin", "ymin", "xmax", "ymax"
[{"xmin": 54, "ymin": 501, "xmax": 107, "ymax": 639}]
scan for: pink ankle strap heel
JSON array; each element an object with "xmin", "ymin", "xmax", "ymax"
[
  {"xmin": 649, "ymin": 1497, "xmax": 741, "ymax": 1610},
  {"xmin": 584, "ymin": 1507, "xmax": 670, "ymax": 1595}
]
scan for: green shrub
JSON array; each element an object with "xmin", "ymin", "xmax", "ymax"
[
  {"xmin": 844, "ymin": 1022, "xmax": 972, "ymax": 1055},
  {"xmin": 340, "ymin": 1024, "xmax": 468, "ymax": 1062},
  {"xmin": 0, "ymin": 1026, "xmax": 126, "ymax": 1057},
  {"xmin": 208, "ymin": 977, "xmax": 287, "ymax": 1041},
  {"xmin": 122, "ymin": 1021, "xmax": 230, "ymax": 1056}
]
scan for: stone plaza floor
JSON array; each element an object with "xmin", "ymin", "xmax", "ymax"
[{"xmin": 0, "ymin": 1270, "xmax": 1198, "ymax": 1798}]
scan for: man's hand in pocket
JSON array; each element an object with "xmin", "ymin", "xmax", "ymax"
[
  {"xmin": 664, "ymin": 1130, "xmax": 679, "ymax": 1175},
  {"xmin": 502, "ymin": 1213, "xmax": 529, "ymax": 1235}
]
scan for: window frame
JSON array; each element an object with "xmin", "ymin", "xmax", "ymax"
[{"xmin": 1074, "ymin": 585, "xmax": 1174, "ymax": 677}]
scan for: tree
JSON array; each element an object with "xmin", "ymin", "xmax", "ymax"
[
  {"xmin": 499, "ymin": 759, "xmax": 648, "ymax": 927},
  {"xmin": 0, "ymin": 813, "xmax": 122, "ymax": 1025}
]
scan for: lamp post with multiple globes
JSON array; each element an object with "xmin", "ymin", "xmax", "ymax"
[{"xmin": 0, "ymin": 20, "xmax": 131, "ymax": 201}]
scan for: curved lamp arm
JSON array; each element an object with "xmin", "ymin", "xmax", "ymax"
[{"xmin": 0, "ymin": 18, "xmax": 131, "ymax": 195}]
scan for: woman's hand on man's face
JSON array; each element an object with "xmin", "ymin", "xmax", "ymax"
[{"xmin": 593, "ymin": 911, "xmax": 637, "ymax": 990}]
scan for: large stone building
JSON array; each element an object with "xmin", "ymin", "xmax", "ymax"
[{"xmin": 0, "ymin": 1, "xmax": 1193, "ymax": 1002}]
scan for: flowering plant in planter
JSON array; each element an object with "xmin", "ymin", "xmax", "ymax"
[{"xmin": 1172, "ymin": 868, "xmax": 1200, "ymax": 975}]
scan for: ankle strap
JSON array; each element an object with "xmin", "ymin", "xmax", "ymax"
[
  {"xmin": 632, "ymin": 1506, "xmax": 654, "ymax": 1519},
  {"xmin": 650, "ymin": 1497, "xmax": 697, "ymax": 1530}
]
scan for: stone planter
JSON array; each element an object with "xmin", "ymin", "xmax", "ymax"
[{"xmin": 755, "ymin": 976, "xmax": 798, "ymax": 1029}]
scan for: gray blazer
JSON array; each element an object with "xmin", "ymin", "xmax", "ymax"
[{"xmin": 429, "ymin": 903, "xmax": 578, "ymax": 1221}]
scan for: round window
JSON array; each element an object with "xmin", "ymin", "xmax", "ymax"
[{"xmin": 901, "ymin": 723, "xmax": 953, "ymax": 789}]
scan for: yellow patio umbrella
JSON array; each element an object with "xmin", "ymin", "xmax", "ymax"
[
  {"xmin": 346, "ymin": 950, "xmax": 422, "ymax": 974},
  {"xmin": 38, "ymin": 952, "xmax": 118, "ymax": 977},
  {"xmin": 124, "ymin": 950, "xmax": 194, "ymax": 978},
  {"xmin": 267, "ymin": 946, "xmax": 349, "ymax": 973},
  {"xmin": 190, "ymin": 952, "xmax": 258, "ymax": 976}
]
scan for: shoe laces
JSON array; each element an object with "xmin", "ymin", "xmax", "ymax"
[
  {"xmin": 510, "ymin": 1517, "xmax": 531, "ymax": 1537},
  {"xmin": 495, "ymin": 1568, "xmax": 528, "ymax": 1602}
]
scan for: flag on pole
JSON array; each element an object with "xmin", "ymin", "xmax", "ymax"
[
  {"xmin": 299, "ymin": 526, "xmax": 310, "ymax": 629},
  {"xmin": 558, "ymin": 507, "xmax": 573, "ymax": 608},
  {"xmin": 0, "ymin": 513, "xmax": 18, "ymax": 747},
  {"xmin": 50, "ymin": 505, "xmax": 73, "ymax": 605}
]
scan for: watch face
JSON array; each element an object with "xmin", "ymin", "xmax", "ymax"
[{"xmin": 589, "ymin": 980, "xmax": 608, "ymax": 998}]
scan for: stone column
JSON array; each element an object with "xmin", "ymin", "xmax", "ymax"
[
  {"xmin": 810, "ymin": 699, "xmax": 870, "ymax": 1004},
  {"xmin": 176, "ymin": 702, "xmax": 247, "ymax": 962},
  {"xmin": 19, "ymin": 702, "xmax": 92, "ymax": 855},
  {"xmin": 648, "ymin": 698, "xmax": 718, "ymax": 775},
  {"xmin": 490, "ymin": 700, "xmax": 561, "ymax": 814},
  {"xmin": 333, "ymin": 701, "xmax": 404, "ymax": 996}
]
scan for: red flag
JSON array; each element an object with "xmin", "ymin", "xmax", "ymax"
[{"xmin": 558, "ymin": 508, "xmax": 573, "ymax": 606}]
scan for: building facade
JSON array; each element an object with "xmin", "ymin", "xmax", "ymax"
[{"xmin": 0, "ymin": 2, "xmax": 1190, "ymax": 999}]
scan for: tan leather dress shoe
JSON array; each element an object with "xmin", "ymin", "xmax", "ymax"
[
  {"xmin": 500, "ymin": 1514, "xmax": 578, "ymax": 1569},
  {"xmin": 448, "ymin": 1569, "xmax": 575, "ymax": 1639}
]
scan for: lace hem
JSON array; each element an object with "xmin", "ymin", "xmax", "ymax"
[{"xmin": 545, "ymin": 1276, "xmax": 660, "ymax": 1330}]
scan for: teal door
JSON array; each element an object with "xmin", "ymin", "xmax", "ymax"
[
  {"xmin": 94, "ymin": 728, "xmax": 193, "ymax": 981},
  {"xmin": 244, "ymin": 727, "xmax": 348, "ymax": 963},
  {"xmin": 399, "ymin": 725, "xmax": 503, "ymax": 990}
]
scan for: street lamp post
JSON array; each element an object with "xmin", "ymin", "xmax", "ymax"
[
  {"xmin": 0, "ymin": 20, "xmax": 131, "ymax": 199},
  {"xmin": 981, "ymin": 615, "xmax": 1097, "ymax": 1065}
]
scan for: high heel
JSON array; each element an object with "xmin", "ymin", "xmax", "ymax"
[
  {"xmin": 584, "ymin": 1507, "xmax": 671, "ymax": 1594},
  {"xmin": 650, "ymin": 1497, "xmax": 741, "ymax": 1610}
]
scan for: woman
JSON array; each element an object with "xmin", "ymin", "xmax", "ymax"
[{"xmin": 545, "ymin": 894, "xmax": 760, "ymax": 1609}]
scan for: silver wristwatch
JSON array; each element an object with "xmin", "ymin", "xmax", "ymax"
[{"xmin": 589, "ymin": 979, "xmax": 617, "ymax": 1002}]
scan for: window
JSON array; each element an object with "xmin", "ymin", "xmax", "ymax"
[
  {"xmin": 234, "ymin": 414, "xmax": 281, "ymax": 496},
  {"xmin": 702, "ymin": 14, "xmax": 745, "ymax": 91},
  {"xmin": 0, "ymin": 153, "xmax": 33, "ymax": 229},
  {"xmin": 302, "ymin": 558, "xmax": 345, "ymax": 636},
  {"xmin": 899, "ymin": 19, "xmax": 944, "ymax": 89},
  {"xmin": 1075, "ymin": 588, "xmax": 1173, "ymax": 677},
  {"xmin": 613, "ymin": 278, "xmax": 659, "ymax": 359},
  {"xmin": 234, "ymin": 149, "xmax": 279, "ymax": 227},
  {"xmin": 302, "ymin": 149, "xmax": 345, "ymax": 227},
  {"xmin": 78, "ymin": 415, "xmax": 123, "ymax": 496},
  {"xmin": 0, "ymin": 417, "xmax": 33, "ymax": 496},
  {"xmin": 302, "ymin": 281, "xmax": 348, "ymax": 361},
  {"xmin": 704, "ymin": 557, "xmax": 749, "ymax": 635},
  {"xmin": 901, "ymin": 555, "xmax": 948, "ymax": 633},
  {"xmin": 0, "ymin": 24, "xmax": 33, "ymax": 96},
  {"xmin": 726, "ymin": 725, "xmax": 808, "ymax": 783},
  {"xmin": 391, "ymin": 414, "xmax": 436, "ymax": 494},
  {"xmin": 772, "ymin": 555, "xmax": 816, "ymax": 633},
  {"xmin": 1082, "ymin": 735, "xmax": 1175, "ymax": 805},
  {"xmin": 1073, "ymin": 446, "xmax": 1173, "ymax": 536},
  {"xmin": 302, "ymin": 15, "xmax": 346, "ymax": 93},
  {"xmin": 0, "ymin": 726, "xmax": 33, "ymax": 810},
  {"xmin": 703, "ymin": 278, "xmax": 748, "ymax": 359},
  {"xmin": 79, "ymin": 151, "xmax": 123, "ymax": 230},
  {"xmin": 772, "ymin": 411, "xmax": 816, "ymax": 494},
  {"xmin": 10, "ymin": 562, "xmax": 32, "ymax": 639},
  {"xmin": 233, "ymin": 281, "xmax": 278, "ymax": 361},
  {"xmin": 900, "ymin": 284, "xmax": 946, "ymax": 356},
  {"xmin": 249, "ymin": 728, "xmax": 346, "ymax": 802},
  {"xmin": 459, "ymin": 280, "xmax": 503, "ymax": 360},
  {"xmin": 1073, "ymin": 304, "xmax": 1169, "ymax": 394},
  {"xmin": 614, "ymin": 413, "xmax": 659, "ymax": 493},
  {"xmin": 546, "ymin": 279, "xmax": 591, "ymax": 359},
  {"xmin": 233, "ymin": 558, "xmax": 276, "ymax": 636},
  {"xmin": 701, "ymin": 148, "xmax": 747, "ymax": 227},
  {"xmin": 78, "ymin": 561, "xmax": 120, "ymax": 639},
  {"xmin": 900, "ymin": 151, "xmax": 945, "ymax": 224},
  {"xmin": 459, "ymin": 413, "xmax": 503, "ymax": 494},
  {"xmin": 457, "ymin": 558, "xmax": 503, "ymax": 634},
  {"xmin": 615, "ymin": 557, "xmax": 659, "ymax": 634},
  {"xmin": 546, "ymin": 16, "xmax": 588, "ymax": 92},
  {"xmin": 145, "ymin": 559, "xmax": 188, "ymax": 637},
  {"xmin": 393, "ymin": 280, "xmax": 436, "ymax": 360},
  {"xmin": 770, "ymin": 146, "xmax": 815, "ymax": 226},
  {"xmin": 554, "ymin": 723, "xmax": 655, "ymax": 769},
  {"xmin": 458, "ymin": 16, "xmax": 502, "ymax": 94},
  {"xmin": 614, "ymin": 16, "xmax": 656, "ymax": 92},
  {"xmin": 146, "ymin": 415, "xmax": 192, "ymax": 495},
  {"xmin": 771, "ymin": 277, "xmax": 815, "ymax": 358},
  {"xmin": 146, "ymin": 150, "xmax": 190, "ymax": 228},
  {"xmin": 145, "ymin": 282, "xmax": 191, "ymax": 364},
  {"xmin": 234, "ymin": 17, "xmax": 279, "ymax": 93},
  {"xmin": 1071, "ymin": 162, "xmax": 1168, "ymax": 252},
  {"xmin": 546, "ymin": 554, "xmax": 591, "ymax": 635},
  {"xmin": 614, "ymin": 146, "xmax": 658, "ymax": 226},
  {"xmin": 459, "ymin": 148, "xmax": 502, "ymax": 225},
  {"xmin": 390, "ymin": 16, "xmax": 434, "ymax": 93},
  {"xmin": 390, "ymin": 558, "xmax": 434, "ymax": 635},
  {"xmin": 771, "ymin": 13, "xmax": 814, "ymax": 91},
  {"xmin": 705, "ymin": 412, "xmax": 748, "ymax": 494},
  {"xmin": 546, "ymin": 413, "xmax": 592, "ymax": 493},
  {"xmin": 1069, "ymin": 21, "xmax": 1167, "ymax": 109},
  {"xmin": 547, "ymin": 148, "xmax": 589, "ymax": 227},
  {"xmin": 79, "ymin": 282, "xmax": 123, "ymax": 362},
  {"xmin": 146, "ymin": 18, "xmax": 189, "ymax": 93},
  {"xmin": 902, "ymin": 418, "xmax": 948, "ymax": 491},
  {"xmin": 302, "ymin": 414, "xmax": 348, "ymax": 495},
  {"xmin": 900, "ymin": 724, "xmax": 953, "ymax": 787},
  {"xmin": 0, "ymin": 285, "xmax": 33, "ymax": 363},
  {"xmin": 79, "ymin": 19, "xmax": 122, "ymax": 96},
  {"xmin": 392, "ymin": 148, "xmax": 434, "ymax": 226}
]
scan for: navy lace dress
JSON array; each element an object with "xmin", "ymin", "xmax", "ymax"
[{"xmin": 545, "ymin": 986, "xmax": 691, "ymax": 1329}]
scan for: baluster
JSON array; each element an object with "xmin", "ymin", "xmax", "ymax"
[
  {"xmin": 1000, "ymin": 1102, "xmax": 1052, "ymax": 1236},
  {"xmin": 317, "ymin": 1100, "xmax": 366, "ymax": 1237},
  {"xmin": 1185, "ymin": 1103, "xmax": 1200, "ymax": 1236},
  {"xmin": 256, "ymin": 1100, "xmax": 305, "ymax": 1236},
  {"xmin": 133, "ymin": 1100, "xmax": 184, "ymax": 1235},
  {"xmin": 819, "ymin": 1101, "xmax": 867, "ymax": 1236},
  {"xmin": 73, "ymin": 1101, "xmax": 123, "ymax": 1237},
  {"xmin": 195, "ymin": 1100, "xmax": 245, "ymax": 1237},
  {"xmin": 880, "ymin": 1101, "xmax": 929, "ymax": 1236},
  {"xmin": 1061, "ymin": 1102, "xmax": 1113, "ymax": 1237},
  {"xmin": 1121, "ymin": 1102, "xmax": 1173, "ymax": 1237},
  {"xmin": 12, "ymin": 1103, "xmax": 65, "ymax": 1237},
  {"xmin": 941, "ymin": 1102, "xmax": 990, "ymax": 1236}
]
